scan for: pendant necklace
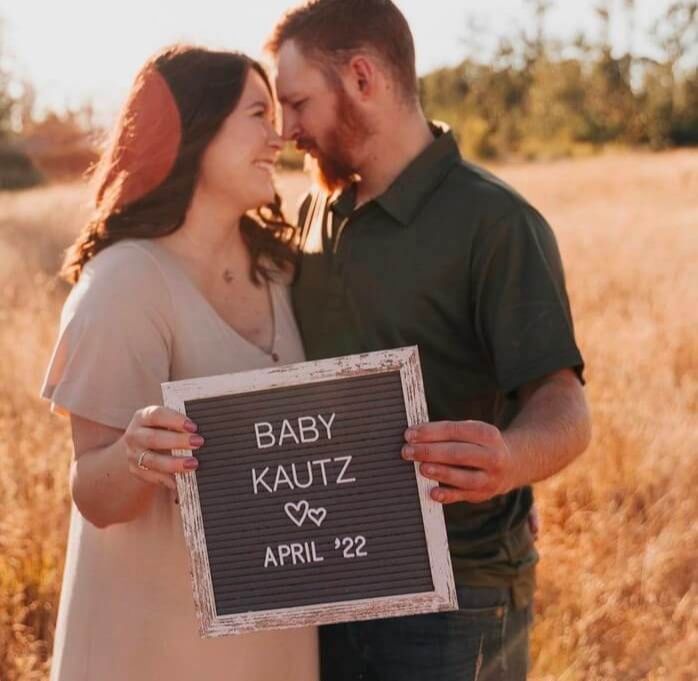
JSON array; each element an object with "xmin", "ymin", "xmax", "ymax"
[{"xmin": 221, "ymin": 266, "xmax": 279, "ymax": 362}]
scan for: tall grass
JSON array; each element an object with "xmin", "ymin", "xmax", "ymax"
[{"xmin": 0, "ymin": 155, "xmax": 696, "ymax": 680}]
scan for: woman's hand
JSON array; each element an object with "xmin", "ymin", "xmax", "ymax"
[{"xmin": 123, "ymin": 406, "xmax": 202, "ymax": 491}]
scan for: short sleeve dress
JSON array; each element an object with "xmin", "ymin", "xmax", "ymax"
[{"xmin": 41, "ymin": 239, "xmax": 318, "ymax": 681}]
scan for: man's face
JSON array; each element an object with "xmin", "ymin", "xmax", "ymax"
[{"xmin": 275, "ymin": 40, "xmax": 371, "ymax": 192}]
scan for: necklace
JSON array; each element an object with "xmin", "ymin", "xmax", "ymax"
[
  {"xmin": 265, "ymin": 279, "xmax": 280, "ymax": 363},
  {"xmin": 221, "ymin": 270, "xmax": 279, "ymax": 362},
  {"xmin": 157, "ymin": 238, "xmax": 279, "ymax": 361},
  {"xmin": 264, "ymin": 279, "xmax": 279, "ymax": 362}
]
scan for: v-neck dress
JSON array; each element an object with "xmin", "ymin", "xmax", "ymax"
[{"xmin": 41, "ymin": 239, "xmax": 318, "ymax": 681}]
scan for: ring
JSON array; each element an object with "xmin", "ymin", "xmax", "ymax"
[{"xmin": 137, "ymin": 450, "xmax": 150, "ymax": 471}]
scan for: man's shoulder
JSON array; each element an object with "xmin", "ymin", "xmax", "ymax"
[
  {"xmin": 441, "ymin": 157, "xmax": 534, "ymax": 223},
  {"xmin": 296, "ymin": 163, "xmax": 539, "ymax": 229}
]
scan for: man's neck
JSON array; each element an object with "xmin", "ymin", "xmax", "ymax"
[{"xmin": 355, "ymin": 111, "xmax": 434, "ymax": 207}]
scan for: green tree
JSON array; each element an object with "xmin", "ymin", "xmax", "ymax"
[{"xmin": 418, "ymin": 0, "xmax": 697, "ymax": 159}]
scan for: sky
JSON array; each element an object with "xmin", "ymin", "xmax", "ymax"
[{"xmin": 0, "ymin": 0, "xmax": 673, "ymax": 121}]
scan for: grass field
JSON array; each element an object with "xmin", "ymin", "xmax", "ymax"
[{"xmin": 1, "ymin": 151, "xmax": 696, "ymax": 680}]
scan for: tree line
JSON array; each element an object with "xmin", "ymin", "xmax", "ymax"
[
  {"xmin": 0, "ymin": 1, "xmax": 697, "ymax": 187},
  {"xmin": 420, "ymin": 0, "xmax": 698, "ymax": 159}
]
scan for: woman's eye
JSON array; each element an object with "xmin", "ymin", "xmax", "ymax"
[{"xmin": 293, "ymin": 99, "xmax": 308, "ymax": 112}]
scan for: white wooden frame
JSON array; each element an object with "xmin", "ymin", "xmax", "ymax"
[{"xmin": 162, "ymin": 346, "xmax": 457, "ymax": 637}]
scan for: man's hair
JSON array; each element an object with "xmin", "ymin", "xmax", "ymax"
[{"xmin": 267, "ymin": 0, "xmax": 418, "ymax": 102}]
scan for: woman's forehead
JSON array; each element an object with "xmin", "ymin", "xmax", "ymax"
[{"xmin": 241, "ymin": 69, "xmax": 274, "ymax": 105}]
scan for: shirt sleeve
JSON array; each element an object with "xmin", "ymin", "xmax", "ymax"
[
  {"xmin": 40, "ymin": 243, "xmax": 173, "ymax": 430},
  {"xmin": 470, "ymin": 203, "xmax": 585, "ymax": 395}
]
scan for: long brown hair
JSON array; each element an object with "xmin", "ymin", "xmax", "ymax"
[{"xmin": 62, "ymin": 44, "xmax": 295, "ymax": 284}]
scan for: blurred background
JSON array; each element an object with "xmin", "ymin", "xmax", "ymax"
[{"xmin": 0, "ymin": 1, "xmax": 696, "ymax": 680}]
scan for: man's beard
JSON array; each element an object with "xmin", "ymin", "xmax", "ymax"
[{"xmin": 298, "ymin": 86, "xmax": 372, "ymax": 193}]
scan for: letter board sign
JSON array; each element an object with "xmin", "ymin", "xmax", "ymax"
[{"xmin": 162, "ymin": 346, "xmax": 457, "ymax": 637}]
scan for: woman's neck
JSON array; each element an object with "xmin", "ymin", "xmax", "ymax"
[{"xmin": 159, "ymin": 184, "xmax": 249, "ymax": 276}]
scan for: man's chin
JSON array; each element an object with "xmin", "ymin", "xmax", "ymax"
[{"xmin": 306, "ymin": 154, "xmax": 355, "ymax": 194}]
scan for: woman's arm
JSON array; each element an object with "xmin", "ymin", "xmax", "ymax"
[{"xmin": 70, "ymin": 407, "xmax": 202, "ymax": 528}]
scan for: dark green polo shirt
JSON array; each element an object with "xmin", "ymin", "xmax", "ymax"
[{"xmin": 292, "ymin": 127, "xmax": 584, "ymax": 608}]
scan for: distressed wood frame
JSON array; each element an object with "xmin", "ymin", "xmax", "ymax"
[{"xmin": 162, "ymin": 346, "xmax": 457, "ymax": 637}]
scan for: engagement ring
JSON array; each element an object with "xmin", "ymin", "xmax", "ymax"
[{"xmin": 137, "ymin": 450, "xmax": 150, "ymax": 471}]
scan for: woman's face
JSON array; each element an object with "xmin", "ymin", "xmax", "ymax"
[{"xmin": 198, "ymin": 68, "xmax": 282, "ymax": 211}]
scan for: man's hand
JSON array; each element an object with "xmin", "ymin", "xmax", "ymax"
[
  {"xmin": 401, "ymin": 369, "xmax": 591, "ymax": 506},
  {"xmin": 401, "ymin": 420, "xmax": 519, "ymax": 505}
]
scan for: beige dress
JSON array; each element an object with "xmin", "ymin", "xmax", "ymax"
[{"xmin": 41, "ymin": 239, "xmax": 318, "ymax": 681}]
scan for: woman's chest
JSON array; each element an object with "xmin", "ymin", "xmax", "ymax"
[
  {"xmin": 166, "ymin": 281, "xmax": 304, "ymax": 380},
  {"xmin": 205, "ymin": 278, "xmax": 274, "ymax": 350}
]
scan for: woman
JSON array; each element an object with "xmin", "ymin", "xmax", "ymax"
[{"xmin": 41, "ymin": 45, "xmax": 318, "ymax": 681}]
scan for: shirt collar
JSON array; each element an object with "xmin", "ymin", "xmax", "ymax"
[{"xmin": 330, "ymin": 122, "xmax": 462, "ymax": 226}]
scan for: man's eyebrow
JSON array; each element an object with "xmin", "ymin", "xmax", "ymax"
[{"xmin": 277, "ymin": 92, "xmax": 300, "ymax": 105}]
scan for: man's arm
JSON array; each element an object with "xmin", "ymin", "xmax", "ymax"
[{"xmin": 401, "ymin": 368, "xmax": 591, "ymax": 504}]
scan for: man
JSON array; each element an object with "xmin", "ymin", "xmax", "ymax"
[{"xmin": 267, "ymin": 1, "xmax": 591, "ymax": 679}]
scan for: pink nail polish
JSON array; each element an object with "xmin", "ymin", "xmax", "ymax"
[
  {"xmin": 183, "ymin": 458, "xmax": 199, "ymax": 470},
  {"xmin": 183, "ymin": 419, "xmax": 198, "ymax": 433},
  {"xmin": 189, "ymin": 435, "xmax": 204, "ymax": 448}
]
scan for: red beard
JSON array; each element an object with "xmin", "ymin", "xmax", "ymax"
[{"xmin": 297, "ymin": 86, "xmax": 372, "ymax": 193}]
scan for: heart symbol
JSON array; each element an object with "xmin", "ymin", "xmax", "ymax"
[
  {"xmin": 307, "ymin": 507, "xmax": 327, "ymax": 527},
  {"xmin": 284, "ymin": 500, "xmax": 309, "ymax": 527}
]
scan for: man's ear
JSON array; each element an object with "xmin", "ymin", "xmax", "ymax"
[{"xmin": 346, "ymin": 55, "xmax": 376, "ymax": 100}]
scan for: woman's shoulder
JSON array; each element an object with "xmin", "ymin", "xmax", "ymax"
[
  {"xmin": 84, "ymin": 239, "xmax": 165, "ymax": 279},
  {"xmin": 66, "ymin": 239, "xmax": 173, "ymax": 319}
]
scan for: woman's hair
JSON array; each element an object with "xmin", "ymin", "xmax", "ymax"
[{"xmin": 62, "ymin": 44, "xmax": 295, "ymax": 285}]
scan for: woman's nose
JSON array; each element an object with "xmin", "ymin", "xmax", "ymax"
[{"xmin": 267, "ymin": 125, "xmax": 283, "ymax": 151}]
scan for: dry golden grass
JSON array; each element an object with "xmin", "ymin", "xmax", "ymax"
[{"xmin": 1, "ymin": 153, "xmax": 696, "ymax": 680}]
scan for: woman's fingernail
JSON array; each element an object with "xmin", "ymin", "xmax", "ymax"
[
  {"xmin": 183, "ymin": 419, "xmax": 198, "ymax": 433},
  {"xmin": 189, "ymin": 435, "xmax": 205, "ymax": 447},
  {"xmin": 403, "ymin": 446, "xmax": 414, "ymax": 460},
  {"xmin": 183, "ymin": 458, "xmax": 199, "ymax": 470},
  {"xmin": 405, "ymin": 428, "xmax": 417, "ymax": 442}
]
